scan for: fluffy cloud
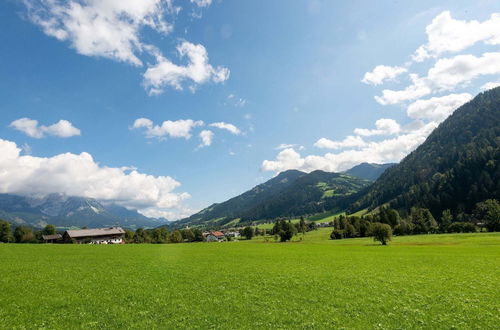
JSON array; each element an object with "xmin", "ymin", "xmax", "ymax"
[
  {"xmin": 354, "ymin": 118, "xmax": 401, "ymax": 137},
  {"xmin": 314, "ymin": 136, "xmax": 366, "ymax": 149},
  {"xmin": 407, "ymin": 93, "xmax": 472, "ymax": 122},
  {"xmin": 198, "ymin": 130, "xmax": 213, "ymax": 147},
  {"xmin": 132, "ymin": 118, "xmax": 204, "ymax": 139},
  {"xmin": 262, "ymin": 123, "xmax": 437, "ymax": 173},
  {"xmin": 361, "ymin": 65, "xmax": 407, "ymax": 85},
  {"xmin": 275, "ymin": 144, "xmax": 304, "ymax": 150},
  {"xmin": 481, "ymin": 81, "xmax": 500, "ymax": 91},
  {"xmin": 0, "ymin": 138, "xmax": 190, "ymax": 218},
  {"xmin": 143, "ymin": 41, "xmax": 229, "ymax": 95},
  {"xmin": 24, "ymin": 0, "xmax": 228, "ymax": 94},
  {"xmin": 413, "ymin": 11, "xmax": 500, "ymax": 62},
  {"xmin": 209, "ymin": 122, "xmax": 241, "ymax": 135},
  {"xmin": 24, "ymin": 0, "xmax": 173, "ymax": 66},
  {"xmin": 10, "ymin": 118, "xmax": 81, "ymax": 138},
  {"xmin": 375, "ymin": 52, "xmax": 500, "ymax": 104}
]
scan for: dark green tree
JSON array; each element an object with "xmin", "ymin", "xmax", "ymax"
[
  {"xmin": 242, "ymin": 226, "xmax": 255, "ymax": 240},
  {"xmin": 278, "ymin": 221, "xmax": 297, "ymax": 242},
  {"xmin": 0, "ymin": 220, "xmax": 12, "ymax": 243},
  {"xmin": 368, "ymin": 223, "xmax": 392, "ymax": 245},
  {"xmin": 42, "ymin": 224, "xmax": 56, "ymax": 235},
  {"xmin": 440, "ymin": 209, "xmax": 453, "ymax": 232},
  {"xmin": 14, "ymin": 226, "xmax": 36, "ymax": 243},
  {"xmin": 473, "ymin": 199, "xmax": 500, "ymax": 232},
  {"xmin": 170, "ymin": 230, "xmax": 183, "ymax": 243}
]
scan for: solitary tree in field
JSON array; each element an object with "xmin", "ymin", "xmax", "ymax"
[{"xmin": 368, "ymin": 222, "xmax": 392, "ymax": 245}]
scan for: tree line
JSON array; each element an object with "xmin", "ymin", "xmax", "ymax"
[{"xmin": 330, "ymin": 198, "xmax": 500, "ymax": 245}]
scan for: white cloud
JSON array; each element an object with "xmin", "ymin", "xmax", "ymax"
[
  {"xmin": 190, "ymin": 0, "xmax": 212, "ymax": 8},
  {"xmin": 407, "ymin": 93, "xmax": 472, "ymax": 122},
  {"xmin": 0, "ymin": 138, "xmax": 190, "ymax": 218},
  {"xmin": 314, "ymin": 136, "xmax": 366, "ymax": 149},
  {"xmin": 375, "ymin": 74, "xmax": 432, "ymax": 105},
  {"xmin": 198, "ymin": 130, "xmax": 213, "ymax": 147},
  {"xmin": 23, "ymin": 1, "xmax": 228, "ymax": 95},
  {"xmin": 375, "ymin": 52, "xmax": 500, "ymax": 104},
  {"xmin": 480, "ymin": 81, "xmax": 500, "ymax": 90},
  {"xmin": 361, "ymin": 65, "xmax": 407, "ymax": 85},
  {"xmin": 413, "ymin": 11, "xmax": 500, "ymax": 62},
  {"xmin": 275, "ymin": 144, "xmax": 304, "ymax": 150},
  {"xmin": 24, "ymin": 0, "xmax": 173, "ymax": 66},
  {"xmin": 354, "ymin": 118, "xmax": 401, "ymax": 136},
  {"xmin": 143, "ymin": 41, "xmax": 229, "ymax": 94},
  {"xmin": 132, "ymin": 118, "xmax": 203, "ymax": 139},
  {"xmin": 209, "ymin": 122, "xmax": 241, "ymax": 135},
  {"xmin": 262, "ymin": 123, "xmax": 437, "ymax": 173},
  {"xmin": 10, "ymin": 118, "xmax": 81, "ymax": 138}
]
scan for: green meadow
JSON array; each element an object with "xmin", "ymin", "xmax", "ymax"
[{"xmin": 1, "ymin": 230, "xmax": 499, "ymax": 329}]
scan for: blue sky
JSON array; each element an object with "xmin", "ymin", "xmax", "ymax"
[{"xmin": 0, "ymin": 0, "xmax": 499, "ymax": 219}]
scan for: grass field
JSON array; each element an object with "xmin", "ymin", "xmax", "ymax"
[{"xmin": 1, "ymin": 230, "xmax": 499, "ymax": 329}]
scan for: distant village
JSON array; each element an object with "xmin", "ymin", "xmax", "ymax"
[{"xmin": 40, "ymin": 226, "xmax": 244, "ymax": 244}]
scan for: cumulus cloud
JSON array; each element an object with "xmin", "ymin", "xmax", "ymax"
[
  {"xmin": 407, "ymin": 93, "xmax": 472, "ymax": 122},
  {"xmin": 480, "ymin": 81, "xmax": 500, "ymax": 91},
  {"xmin": 24, "ymin": 0, "xmax": 173, "ymax": 66},
  {"xmin": 413, "ymin": 11, "xmax": 500, "ymax": 62},
  {"xmin": 0, "ymin": 138, "xmax": 190, "ymax": 218},
  {"xmin": 361, "ymin": 65, "xmax": 407, "ymax": 85},
  {"xmin": 23, "ymin": 0, "xmax": 228, "ymax": 94},
  {"xmin": 132, "ymin": 118, "xmax": 203, "ymax": 139},
  {"xmin": 275, "ymin": 144, "xmax": 304, "ymax": 150},
  {"xmin": 198, "ymin": 130, "xmax": 213, "ymax": 147},
  {"xmin": 375, "ymin": 52, "xmax": 500, "ymax": 104},
  {"xmin": 143, "ymin": 41, "xmax": 229, "ymax": 95},
  {"xmin": 262, "ymin": 123, "xmax": 437, "ymax": 173},
  {"xmin": 314, "ymin": 136, "xmax": 366, "ymax": 150},
  {"xmin": 10, "ymin": 118, "xmax": 81, "ymax": 138},
  {"xmin": 209, "ymin": 122, "xmax": 241, "ymax": 135},
  {"xmin": 354, "ymin": 119, "xmax": 401, "ymax": 136}
]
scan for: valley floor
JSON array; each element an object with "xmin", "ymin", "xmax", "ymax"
[{"xmin": 0, "ymin": 230, "xmax": 499, "ymax": 329}]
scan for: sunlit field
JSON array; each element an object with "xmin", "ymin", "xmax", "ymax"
[{"xmin": 1, "ymin": 230, "xmax": 499, "ymax": 329}]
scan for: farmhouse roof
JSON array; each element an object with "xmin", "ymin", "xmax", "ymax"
[
  {"xmin": 42, "ymin": 234, "xmax": 62, "ymax": 240},
  {"xmin": 65, "ymin": 227, "xmax": 125, "ymax": 238},
  {"xmin": 211, "ymin": 231, "xmax": 225, "ymax": 238}
]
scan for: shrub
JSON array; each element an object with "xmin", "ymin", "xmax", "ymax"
[{"xmin": 330, "ymin": 229, "xmax": 344, "ymax": 240}]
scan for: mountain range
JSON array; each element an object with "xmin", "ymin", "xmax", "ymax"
[
  {"xmin": 0, "ymin": 193, "xmax": 168, "ymax": 229},
  {"xmin": 174, "ymin": 163, "xmax": 391, "ymax": 228}
]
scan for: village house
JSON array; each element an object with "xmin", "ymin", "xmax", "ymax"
[
  {"xmin": 63, "ymin": 227, "xmax": 125, "ymax": 244},
  {"xmin": 224, "ymin": 231, "xmax": 241, "ymax": 238},
  {"xmin": 205, "ymin": 231, "xmax": 225, "ymax": 242},
  {"xmin": 42, "ymin": 234, "xmax": 62, "ymax": 243}
]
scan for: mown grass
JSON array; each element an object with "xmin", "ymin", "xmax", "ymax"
[{"xmin": 0, "ymin": 232, "xmax": 499, "ymax": 329}]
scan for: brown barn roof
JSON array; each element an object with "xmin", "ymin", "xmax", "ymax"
[
  {"xmin": 210, "ymin": 231, "xmax": 225, "ymax": 238},
  {"xmin": 65, "ymin": 227, "xmax": 125, "ymax": 238},
  {"xmin": 42, "ymin": 234, "xmax": 62, "ymax": 240}
]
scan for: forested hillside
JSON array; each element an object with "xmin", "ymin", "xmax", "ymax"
[
  {"xmin": 350, "ymin": 87, "xmax": 500, "ymax": 218},
  {"xmin": 176, "ymin": 170, "xmax": 371, "ymax": 227}
]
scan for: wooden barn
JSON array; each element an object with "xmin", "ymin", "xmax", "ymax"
[{"xmin": 63, "ymin": 227, "xmax": 125, "ymax": 244}]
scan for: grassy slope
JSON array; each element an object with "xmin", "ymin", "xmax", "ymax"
[{"xmin": 0, "ymin": 231, "xmax": 498, "ymax": 329}]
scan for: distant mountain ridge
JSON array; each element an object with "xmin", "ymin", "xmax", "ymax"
[
  {"xmin": 0, "ymin": 193, "xmax": 167, "ymax": 229},
  {"xmin": 344, "ymin": 163, "xmax": 395, "ymax": 181},
  {"xmin": 350, "ymin": 87, "xmax": 500, "ymax": 217},
  {"xmin": 175, "ymin": 163, "xmax": 393, "ymax": 228}
]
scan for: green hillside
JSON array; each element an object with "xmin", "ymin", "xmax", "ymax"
[
  {"xmin": 350, "ymin": 87, "xmax": 500, "ymax": 218},
  {"xmin": 176, "ymin": 170, "xmax": 371, "ymax": 228}
]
